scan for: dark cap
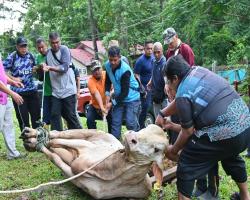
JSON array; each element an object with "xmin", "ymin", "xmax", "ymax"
[
  {"xmin": 163, "ymin": 27, "xmax": 176, "ymax": 45},
  {"xmin": 90, "ymin": 60, "xmax": 101, "ymax": 72},
  {"xmin": 16, "ymin": 37, "xmax": 28, "ymax": 46}
]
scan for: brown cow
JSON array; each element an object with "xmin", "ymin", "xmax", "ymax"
[{"xmin": 21, "ymin": 124, "xmax": 168, "ymax": 199}]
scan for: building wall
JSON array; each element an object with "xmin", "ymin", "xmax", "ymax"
[{"xmin": 72, "ymin": 59, "xmax": 88, "ymax": 76}]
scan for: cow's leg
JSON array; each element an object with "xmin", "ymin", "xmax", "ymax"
[
  {"xmin": 50, "ymin": 147, "xmax": 76, "ymax": 165},
  {"xmin": 49, "ymin": 129, "xmax": 104, "ymax": 140},
  {"xmin": 48, "ymin": 138, "xmax": 95, "ymax": 149},
  {"xmin": 41, "ymin": 147, "xmax": 74, "ymax": 177}
]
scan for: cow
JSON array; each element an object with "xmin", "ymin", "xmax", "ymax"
[{"xmin": 21, "ymin": 124, "xmax": 168, "ymax": 199}]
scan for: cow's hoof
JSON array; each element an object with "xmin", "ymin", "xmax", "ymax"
[{"xmin": 35, "ymin": 127, "xmax": 49, "ymax": 151}]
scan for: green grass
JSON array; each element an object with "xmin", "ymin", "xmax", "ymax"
[{"xmin": 0, "ymin": 116, "xmax": 249, "ymax": 199}]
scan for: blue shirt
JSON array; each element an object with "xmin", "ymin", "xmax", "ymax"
[
  {"xmin": 134, "ymin": 54, "xmax": 154, "ymax": 87},
  {"xmin": 151, "ymin": 56, "xmax": 166, "ymax": 101},
  {"xmin": 3, "ymin": 51, "xmax": 37, "ymax": 93},
  {"xmin": 176, "ymin": 66, "xmax": 250, "ymax": 141}
]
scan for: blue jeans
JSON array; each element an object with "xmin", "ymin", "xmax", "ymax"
[
  {"xmin": 139, "ymin": 91, "xmax": 152, "ymax": 129},
  {"xmin": 86, "ymin": 104, "xmax": 112, "ymax": 133},
  {"xmin": 111, "ymin": 100, "xmax": 141, "ymax": 139}
]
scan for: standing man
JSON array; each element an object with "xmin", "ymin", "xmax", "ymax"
[
  {"xmin": 147, "ymin": 42, "xmax": 167, "ymax": 117},
  {"xmin": 105, "ymin": 46, "xmax": 141, "ymax": 139},
  {"xmin": 43, "ymin": 32, "xmax": 81, "ymax": 131},
  {"xmin": 163, "ymin": 27, "xmax": 194, "ymax": 66},
  {"xmin": 134, "ymin": 41, "xmax": 154, "ymax": 129},
  {"xmin": 163, "ymin": 28, "xmax": 219, "ymax": 198},
  {"xmin": 3, "ymin": 36, "xmax": 41, "ymax": 131},
  {"xmin": 35, "ymin": 38, "xmax": 52, "ymax": 129},
  {"xmin": 87, "ymin": 60, "xmax": 112, "ymax": 133},
  {"xmin": 0, "ymin": 57, "xmax": 25, "ymax": 159}
]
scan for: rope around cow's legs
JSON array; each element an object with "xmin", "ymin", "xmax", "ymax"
[{"xmin": 0, "ymin": 149, "xmax": 121, "ymax": 194}]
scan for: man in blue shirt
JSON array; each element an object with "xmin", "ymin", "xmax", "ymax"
[
  {"xmin": 4, "ymin": 37, "xmax": 41, "ymax": 131},
  {"xmin": 105, "ymin": 46, "xmax": 141, "ymax": 139},
  {"xmin": 134, "ymin": 41, "xmax": 154, "ymax": 129}
]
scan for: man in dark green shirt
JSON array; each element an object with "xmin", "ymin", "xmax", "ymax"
[{"xmin": 35, "ymin": 38, "xmax": 52, "ymax": 128}]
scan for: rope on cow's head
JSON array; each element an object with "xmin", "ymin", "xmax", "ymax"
[
  {"xmin": 35, "ymin": 127, "xmax": 49, "ymax": 152},
  {"xmin": 0, "ymin": 149, "xmax": 121, "ymax": 194}
]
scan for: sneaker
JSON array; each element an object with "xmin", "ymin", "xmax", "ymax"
[{"xmin": 7, "ymin": 153, "xmax": 27, "ymax": 160}]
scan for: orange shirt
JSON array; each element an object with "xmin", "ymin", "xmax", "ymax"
[{"xmin": 88, "ymin": 71, "xmax": 106, "ymax": 109}]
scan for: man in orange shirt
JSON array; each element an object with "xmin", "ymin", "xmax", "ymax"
[{"xmin": 87, "ymin": 60, "xmax": 112, "ymax": 133}]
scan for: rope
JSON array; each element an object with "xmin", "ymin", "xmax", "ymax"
[{"xmin": 0, "ymin": 149, "xmax": 121, "ymax": 194}]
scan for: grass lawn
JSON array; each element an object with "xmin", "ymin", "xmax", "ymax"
[{"xmin": 0, "ymin": 114, "xmax": 249, "ymax": 200}]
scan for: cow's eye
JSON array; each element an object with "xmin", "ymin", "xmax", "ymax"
[
  {"xmin": 154, "ymin": 148, "xmax": 159, "ymax": 153},
  {"xmin": 131, "ymin": 139, "xmax": 137, "ymax": 144}
]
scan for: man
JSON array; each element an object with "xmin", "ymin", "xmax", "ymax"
[
  {"xmin": 105, "ymin": 46, "xmax": 141, "ymax": 139},
  {"xmin": 147, "ymin": 42, "xmax": 167, "ymax": 117},
  {"xmin": 134, "ymin": 41, "xmax": 154, "ymax": 129},
  {"xmin": 163, "ymin": 27, "xmax": 194, "ymax": 66},
  {"xmin": 0, "ymin": 58, "xmax": 25, "ymax": 160},
  {"xmin": 87, "ymin": 60, "xmax": 112, "ymax": 133},
  {"xmin": 108, "ymin": 40, "xmax": 129, "ymax": 65},
  {"xmin": 42, "ymin": 32, "xmax": 81, "ymax": 131},
  {"xmin": 35, "ymin": 38, "xmax": 52, "ymax": 129},
  {"xmin": 157, "ymin": 55, "xmax": 250, "ymax": 200},
  {"xmin": 163, "ymin": 28, "xmax": 218, "ymax": 198},
  {"xmin": 3, "ymin": 36, "xmax": 41, "ymax": 131}
]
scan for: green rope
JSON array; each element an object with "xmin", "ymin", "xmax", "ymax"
[{"xmin": 35, "ymin": 127, "xmax": 49, "ymax": 152}]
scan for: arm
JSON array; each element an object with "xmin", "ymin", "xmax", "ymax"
[
  {"xmin": 44, "ymin": 47, "xmax": 71, "ymax": 73},
  {"xmin": 112, "ymin": 71, "xmax": 131, "ymax": 105},
  {"xmin": 165, "ymin": 126, "xmax": 194, "ymax": 161},
  {"xmin": 105, "ymin": 72, "xmax": 112, "ymax": 105},
  {"xmin": 94, "ymin": 91, "xmax": 107, "ymax": 114},
  {"xmin": 146, "ymin": 77, "xmax": 152, "ymax": 90},
  {"xmin": 0, "ymin": 80, "xmax": 23, "ymax": 105}
]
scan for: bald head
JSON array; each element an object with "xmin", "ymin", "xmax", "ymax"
[{"xmin": 153, "ymin": 42, "xmax": 163, "ymax": 60}]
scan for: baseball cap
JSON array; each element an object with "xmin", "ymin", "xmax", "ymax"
[
  {"xmin": 16, "ymin": 37, "xmax": 28, "ymax": 46},
  {"xmin": 108, "ymin": 40, "xmax": 119, "ymax": 48},
  {"xmin": 163, "ymin": 27, "xmax": 176, "ymax": 45},
  {"xmin": 90, "ymin": 60, "xmax": 101, "ymax": 72}
]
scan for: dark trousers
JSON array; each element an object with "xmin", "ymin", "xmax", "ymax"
[
  {"xmin": 139, "ymin": 91, "xmax": 152, "ymax": 129},
  {"xmin": 13, "ymin": 91, "xmax": 41, "ymax": 131},
  {"xmin": 42, "ymin": 96, "xmax": 52, "ymax": 125},
  {"xmin": 86, "ymin": 104, "xmax": 112, "ymax": 133},
  {"xmin": 51, "ymin": 94, "xmax": 81, "ymax": 131},
  {"xmin": 177, "ymin": 128, "xmax": 250, "ymax": 198}
]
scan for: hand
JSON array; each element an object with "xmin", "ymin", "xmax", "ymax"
[
  {"xmin": 12, "ymin": 80, "xmax": 24, "ymax": 88},
  {"xmin": 11, "ymin": 92, "xmax": 24, "ymax": 105},
  {"xmin": 101, "ymin": 107, "xmax": 108, "ymax": 116},
  {"xmin": 43, "ymin": 64, "xmax": 50, "ymax": 72},
  {"xmin": 146, "ymin": 81, "xmax": 152, "ymax": 91},
  {"xmin": 155, "ymin": 114, "xmax": 165, "ymax": 127},
  {"xmin": 165, "ymin": 145, "xmax": 179, "ymax": 162},
  {"xmin": 162, "ymin": 117, "xmax": 173, "ymax": 130},
  {"xmin": 12, "ymin": 77, "xmax": 22, "ymax": 83}
]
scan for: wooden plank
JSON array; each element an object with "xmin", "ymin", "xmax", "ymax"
[{"xmin": 149, "ymin": 166, "xmax": 177, "ymax": 184}]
